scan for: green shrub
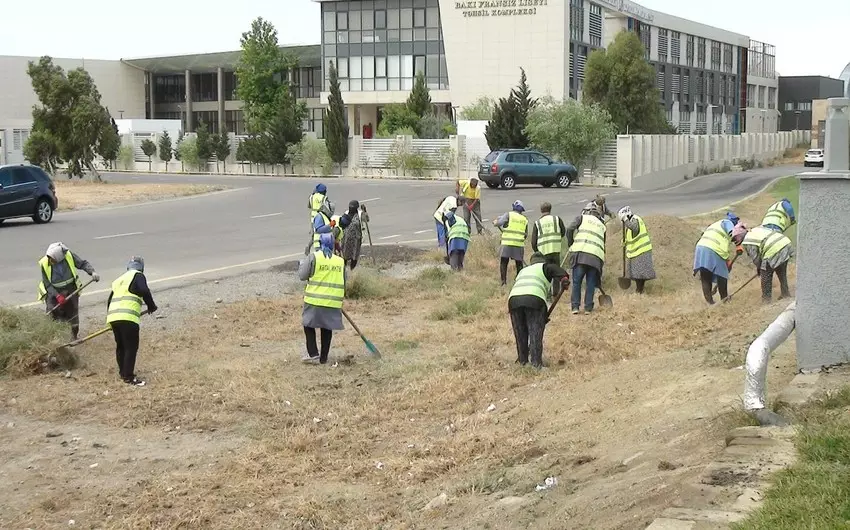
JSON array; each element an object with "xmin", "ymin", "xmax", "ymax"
[
  {"xmin": 346, "ymin": 271, "xmax": 391, "ymax": 299},
  {"xmin": 118, "ymin": 144, "xmax": 134, "ymax": 170}
]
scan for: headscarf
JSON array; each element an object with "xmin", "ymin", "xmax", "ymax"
[
  {"xmin": 512, "ymin": 200, "xmax": 525, "ymax": 212},
  {"xmin": 128, "ymin": 256, "xmax": 145, "ymax": 272},
  {"xmin": 319, "ymin": 199, "xmax": 335, "ymax": 218},
  {"xmin": 726, "ymin": 211, "xmax": 740, "ymax": 226},
  {"xmin": 315, "ymin": 183, "xmax": 327, "ymax": 194},
  {"xmin": 731, "ymin": 222, "xmax": 748, "ymax": 245},
  {"xmin": 529, "ymin": 251, "xmax": 546, "ymax": 265},
  {"xmin": 617, "ymin": 206, "xmax": 633, "ymax": 223},
  {"xmin": 319, "ymin": 233, "xmax": 335, "ymax": 258},
  {"xmin": 444, "ymin": 196, "xmax": 457, "ymax": 211},
  {"xmin": 347, "ymin": 200, "xmax": 360, "ymax": 216},
  {"xmin": 45, "ymin": 242, "xmax": 67, "ymax": 262}
]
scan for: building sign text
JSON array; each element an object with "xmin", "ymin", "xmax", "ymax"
[
  {"xmin": 455, "ymin": 0, "xmax": 547, "ymax": 18},
  {"xmin": 596, "ymin": 0, "xmax": 654, "ymax": 23}
]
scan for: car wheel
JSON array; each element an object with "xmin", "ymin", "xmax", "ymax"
[
  {"xmin": 542, "ymin": 182, "xmax": 554, "ymax": 188},
  {"xmin": 485, "ymin": 181, "xmax": 499, "ymax": 189},
  {"xmin": 33, "ymin": 198, "xmax": 54, "ymax": 224},
  {"xmin": 556, "ymin": 173, "xmax": 572, "ymax": 188},
  {"xmin": 500, "ymin": 173, "xmax": 516, "ymax": 190},
  {"xmin": 804, "ymin": 162, "xmax": 809, "ymax": 167}
]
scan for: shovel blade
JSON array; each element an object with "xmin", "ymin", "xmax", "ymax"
[
  {"xmin": 617, "ymin": 277, "xmax": 631, "ymax": 290},
  {"xmin": 599, "ymin": 294, "xmax": 614, "ymax": 308}
]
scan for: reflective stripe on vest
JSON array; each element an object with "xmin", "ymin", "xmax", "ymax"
[
  {"xmin": 106, "ymin": 270, "xmax": 143, "ymax": 325},
  {"xmin": 303, "ymin": 252, "xmax": 346, "ymax": 309},
  {"xmin": 309, "ymin": 193, "xmax": 324, "ymax": 223},
  {"xmin": 625, "ymin": 216, "xmax": 652, "ymax": 259},
  {"xmin": 697, "ymin": 220, "xmax": 731, "ymax": 260},
  {"xmin": 313, "ymin": 212, "xmax": 331, "ymax": 249},
  {"xmin": 500, "ymin": 211, "xmax": 528, "ymax": 247},
  {"xmin": 448, "ymin": 216, "xmax": 471, "ymax": 242},
  {"xmin": 743, "ymin": 225, "xmax": 791, "ymax": 260},
  {"xmin": 508, "ymin": 263, "xmax": 549, "ymax": 302},
  {"xmin": 535, "ymin": 214, "xmax": 562, "ymax": 256},
  {"xmin": 37, "ymin": 252, "xmax": 81, "ymax": 300},
  {"xmin": 761, "ymin": 202, "xmax": 788, "ymax": 231},
  {"xmin": 569, "ymin": 215, "xmax": 606, "ymax": 262}
]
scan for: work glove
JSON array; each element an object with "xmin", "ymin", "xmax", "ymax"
[
  {"xmin": 56, "ymin": 294, "xmax": 66, "ymax": 306},
  {"xmin": 736, "ymin": 246, "xmax": 743, "ymax": 256},
  {"xmin": 560, "ymin": 275, "xmax": 570, "ymax": 286},
  {"xmin": 329, "ymin": 219, "xmax": 336, "ymax": 228},
  {"xmin": 147, "ymin": 304, "xmax": 158, "ymax": 315},
  {"xmin": 92, "ymin": 272, "xmax": 100, "ymax": 282}
]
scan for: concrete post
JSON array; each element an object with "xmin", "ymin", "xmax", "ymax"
[
  {"xmin": 796, "ymin": 98, "xmax": 850, "ymax": 371},
  {"xmin": 184, "ymin": 70, "xmax": 194, "ymax": 132},
  {"xmin": 146, "ymin": 71, "xmax": 155, "ymax": 119},
  {"xmin": 615, "ymin": 135, "xmax": 633, "ymax": 188},
  {"xmin": 671, "ymin": 101, "xmax": 680, "ymax": 131},
  {"xmin": 217, "ymin": 67, "xmax": 225, "ymax": 133}
]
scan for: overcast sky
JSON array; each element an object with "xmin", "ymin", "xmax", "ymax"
[{"xmin": 1, "ymin": 0, "xmax": 846, "ymax": 77}]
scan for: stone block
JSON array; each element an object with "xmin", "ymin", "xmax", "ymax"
[
  {"xmin": 661, "ymin": 508, "xmax": 746, "ymax": 523},
  {"xmin": 645, "ymin": 518, "xmax": 696, "ymax": 529}
]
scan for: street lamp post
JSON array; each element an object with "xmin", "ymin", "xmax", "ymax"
[
  {"xmin": 760, "ymin": 109, "xmax": 767, "ymax": 132},
  {"xmin": 795, "ymin": 110, "xmax": 801, "ymax": 131}
]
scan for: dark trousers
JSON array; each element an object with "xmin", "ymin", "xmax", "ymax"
[
  {"xmin": 304, "ymin": 327, "xmax": 333, "ymax": 364},
  {"xmin": 111, "ymin": 321, "xmax": 140, "ymax": 381},
  {"xmin": 543, "ymin": 253, "xmax": 562, "ymax": 297},
  {"xmin": 571, "ymin": 264, "xmax": 600, "ymax": 311},
  {"xmin": 509, "ymin": 306, "xmax": 547, "ymax": 367},
  {"xmin": 346, "ymin": 258, "xmax": 359, "ymax": 270},
  {"xmin": 461, "ymin": 200, "xmax": 484, "ymax": 234},
  {"xmin": 500, "ymin": 258, "xmax": 524, "ymax": 285},
  {"xmin": 47, "ymin": 294, "xmax": 80, "ymax": 339},
  {"xmin": 449, "ymin": 249, "xmax": 465, "ymax": 271},
  {"xmin": 760, "ymin": 262, "xmax": 790, "ymax": 302},
  {"xmin": 635, "ymin": 280, "xmax": 647, "ymax": 294},
  {"xmin": 699, "ymin": 270, "xmax": 728, "ymax": 304}
]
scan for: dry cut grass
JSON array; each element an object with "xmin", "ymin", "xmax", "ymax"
[
  {"xmin": 0, "ymin": 307, "xmax": 75, "ymax": 375},
  {"xmin": 53, "ymin": 179, "xmax": 226, "ymax": 210}
]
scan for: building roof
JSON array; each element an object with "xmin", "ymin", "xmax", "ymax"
[{"xmin": 121, "ymin": 44, "xmax": 321, "ymax": 73}]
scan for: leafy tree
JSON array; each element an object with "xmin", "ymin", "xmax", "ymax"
[
  {"xmin": 98, "ymin": 121, "xmax": 120, "ymax": 170},
  {"xmin": 377, "ymin": 104, "xmax": 420, "ymax": 137},
  {"xmin": 325, "ymin": 61, "xmax": 349, "ymax": 174},
  {"xmin": 118, "ymin": 145, "xmax": 134, "ymax": 170},
  {"xmin": 158, "ymin": 131, "xmax": 173, "ymax": 171},
  {"xmin": 140, "ymin": 138, "xmax": 157, "ymax": 171},
  {"xmin": 177, "ymin": 136, "xmax": 200, "ymax": 170},
  {"xmin": 418, "ymin": 113, "xmax": 456, "ymax": 139},
  {"xmin": 25, "ymin": 56, "xmax": 116, "ymax": 181},
  {"xmin": 195, "ymin": 121, "xmax": 213, "ymax": 171},
  {"xmin": 407, "ymin": 71, "xmax": 432, "ymax": 118},
  {"xmin": 174, "ymin": 130, "xmax": 184, "ymax": 171},
  {"xmin": 484, "ymin": 69, "xmax": 536, "ymax": 150},
  {"xmin": 525, "ymin": 96, "xmax": 616, "ymax": 173},
  {"xmin": 584, "ymin": 30, "xmax": 672, "ymax": 134},
  {"xmin": 290, "ymin": 136, "xmax": 333, "ymax": 175},
  {"xmin": 459, "ymin": 96, "xmax": 496, "ymax": 120},
  {"xmin": 24, "ymin": 131, "xmax": 62, "ymax": 175},
  {"xmin": 212, "ymin": 127, "xmax": 232, "ymax": 173}
]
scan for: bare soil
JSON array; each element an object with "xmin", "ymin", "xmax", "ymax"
[{"xmin": 54, "ymin": 180, "xmax": 226, "ymax": 211}]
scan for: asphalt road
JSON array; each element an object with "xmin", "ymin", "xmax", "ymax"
[{"xmin": 0, "ymin": 165, "xmax": 800, "ymax": 308}]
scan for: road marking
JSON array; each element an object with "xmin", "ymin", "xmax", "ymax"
[
  {"xmin": 360, "ymin": 197, "xmax": 381, "ymax": 203},
  {"xmin": 379, "ymin": 234, "xmax": 400, "ymax": 240},
  {"xmin": 414, "ymin": 229, "xmax": 431, "ymax": 234},
  {"xmin": 396, "ymin": 238, "xmax": 435, "ymax": 245},
  {"xmin": 93, "ymin": 231, "xmax": 144, "ymax": 240},
  {"xmin": 57, "ymin": 187, "xmax": 250, "ymax": 215},
  {"xmin": 250, "ymin": 212, "xmax": 283, "ymax": 219},
  {"xmin": 15, "ymin": 252, "xmax": 304, "ymax": 309}
]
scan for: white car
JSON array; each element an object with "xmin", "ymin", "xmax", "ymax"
[{"xmin": 804, "ymin": 149, "xmax": 824, "ymax": 167}]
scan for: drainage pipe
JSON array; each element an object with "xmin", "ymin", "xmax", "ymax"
[{"xmin": 744, "ymin": 301, "xmax": 796, "ymax": 412}]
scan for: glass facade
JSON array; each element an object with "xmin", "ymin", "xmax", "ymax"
[
  {"xmin": 153, "ymin": 75, "xmax": 186, "ymax": 104},
  {"xmin": 192, "ymin": 73, "xmax": 218, "ymax": 102},
  {"xmin": 321, "ymin": 0, "xmax": 448, "ymax": 92}
]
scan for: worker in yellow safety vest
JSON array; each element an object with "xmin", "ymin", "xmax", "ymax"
[
  {"xmin": 106, "ymin": 257, "xmax": 157, "ymax": 386},
  {"xmin": 761, "ymin": 198, "xmax": 795, "ymax": 233},
  {"xmin": 445, "ymin": 206, "xmax": 471, "ymax": 271},
  {"xmin": 456, "ymin": 176, "xmax": 484, "ymax": 235},
  {"xmin": 507, "ymin": 252, "xmax": 569, "ymax": 368},
  {"xmin": 308, "ymin": 200, "xmax": 337, "ymax": 253},
  {"xmin": 493, "ymin": 200, "xmax": 528, "ymax": 285},
  {"xmin": 298, "ymin": 233, "xmax": 347, "ymax": 365},
  {"xmin": 38, "ymin": 242, "xmax": 100, "ymax": 340},
  {"xmin": 617, "ymin": 206, "xmax": 657, "ymax": 294},
  {"xmin": 531, "ymin": 202, "xmax": 567, "ymax": 297},
  {"xmin": 693, "ymin": 216, "xmax": 741, "ymax": 304},
  {"xmin": 742, "ymin": 225, "xmax": 794, "ymax": 302},
  {"xmin": 308, "ymin": 183, "xmax": 328, "ymax": 225},
  {"xmin": 566, "ymin": 202, "xmax": 607, "ymax": 313}
]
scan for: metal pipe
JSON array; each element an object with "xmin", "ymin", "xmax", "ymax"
[{"xmin": 743, "ymin": 301, "xmax": 795, "ymax": 411}]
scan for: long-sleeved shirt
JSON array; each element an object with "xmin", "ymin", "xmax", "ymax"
[
  {"xmin": 106, "ymin": 272, "xmax": 157, "ymax": 314},
  {"xmin": 565, "ymin": 215, "xmax": 606, "ymax": 272},
  {"xmin": 298, "ymin": 252, "xmax": 349, "ymax": 284},
  {"xmin": 495, "ymin": 212, "xmax": 529, "ymax": 240},
  {"xmin": 43, "ymin": 251, "xmax": 95, "ymax": 298},
  {"xmin": 509, "ymin": 263, "xmax": 569, "ymax": 311},
  {"xmin": 531, "ymin": 215, "xmax": 567, "ymax": 254}
]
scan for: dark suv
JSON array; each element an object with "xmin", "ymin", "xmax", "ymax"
[
  {"xmin": 478, "ymin": 149, "xmax": 578, "ymax": 190},
  {"xmin": 0, "ymin": 164, "xmax": 57, "ymax": 225}
]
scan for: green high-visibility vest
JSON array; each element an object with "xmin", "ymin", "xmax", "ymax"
[
  {"xmin": 743, "ymin": 225, "xmax": 792, "ymax": 260},
  {"xmin": 625, "ymin": 215, "xmax": 652, "ymax": 259},
  {"xmin": 106, "ymin": 270, "xmax": 143, "ymax": 325},
  {"xmin": 500, "ymin": 211, "xmax": 528, "ymax": 248},
  {"xmin": 37, "ymin": 252, "xmax": 81, "ymax": 301},
  {"xmin": 569, "ymin": 215, "xmax": 606, "ymax": 262},
  {"xmin": 309, "ymin": 193, "xmax": 325, "ymax": 224},
  {"xmin": 313, "ymin": 212, "xmax": 331, "ymax": 250},
  {"xmin": 509, "ymin": 263, "xmax": 549, "ymax": 302},
  {"xmin": 697, "ymin": 220, "xmax": 731, "ymax": 260},
  {"xmin": 761, "ymin": 202, "xmax": 789, "ymax": 231},
  {"xmin": 535, "ymin": 214, "xmax": 563, "ymax": 256},
  {"xmin": 303, "ymin": 251, "xmax": 345, "ymax": 309},
  {"xmin": 447, "ymin": 216, "xmax": 470, "ymax": 242}
]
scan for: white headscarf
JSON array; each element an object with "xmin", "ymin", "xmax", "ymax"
[
  {"xmin": 45, "ymin": 242, "xmax": 67, "ymax": 262},
  {"xmin": 617, "ymin": 206, "xmax": 633, "ymax": 223}
]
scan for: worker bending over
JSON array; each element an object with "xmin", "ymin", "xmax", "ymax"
[
  {"xmin": 38, "ymin": 242, "xmax": 100, "ymax": 340},
  {"xmin": 508, "ymin": 252, "xmax": 569, "ymax": 368},
  {"xmin": 493, "ymin": 200, "xmax": 528, "ymax": 286},
  {"xmin": 762, "ymin": 198, "xmax": 795, "ymax": 233},
  {"xmin": 694, "ymin": 215, "xmax": 743, "ymax": 304},
  {"xmin": 456, "ymin": 176, "xmax": 483, "ymax": 235},
  {"xmin": 434, "ymin": 195, "xmax": 458, "ymax": 249},
  {"xmin": 445, "ymin": 206, "xmax": 470, "ymax": 271},
  {"xmin": 106, "ymin": 257, "xmax": 157, "ymax": 386},
  {"xmin": 618, "ymin": 206, "xmax": 656, "ymax": 294},
  {"xmin": 566, "ymin": 202, "xmax": 606, "ymax": 314},
  {"xmin": 299, "ymin": 233, "xmax": 347, "ymax": 365},
  {"xmin": 742, "ymin": 225, "xmax": 794, "ymax": 302}
]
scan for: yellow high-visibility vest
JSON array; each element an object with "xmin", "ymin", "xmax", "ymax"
[
  {"xmin": 106, "ymin": 270, "xmax": 143, "ymax": 325},
  {"xmin": 303, "ymin": 251, "xmax": 345, "ymax": 309},
  {"xmin": 743, "ymin": 225, "xmax": 792, "ymax": 260},
  {"xmin": 569, "ymin": 215, "xmax": 606, "ymax": 262},
  {"xmin": 313, "ymin": 212, "xmax": 331, "ymax": 250},
  {"xmin": 459, "ymin": 180, "xmax": 481, "ymax": 200},
  {"xmin": 500, "ymin": 211, "xmax": 528, "ymax": 248},
  {"xmin": 625, "ymin": 215, "xmax": 652, "ymax": 259},
  {"xmin": 535, "ymin": 214, "xmax": 563, "ymax": 256},
  {"xmin": 697, "ymin": 220, "xmax": 732, "ymax": 260},
  {"xmin": 509, "ymin": 263, "xmax": 549, "ymax": 302},
  {"xmin": 448, "ymin": 216, "xmax": 471, "ymax": 242},
  {"xmin": 761, "ymin": 202, "xmax": 789, "ymax": 231},
  {"xmin": 37, "ymin": 252, "xmax": 81, "ymax": 301},
  {"xmin": 309, "ymin": 193, "xmax": 325, "ymax": 224}
]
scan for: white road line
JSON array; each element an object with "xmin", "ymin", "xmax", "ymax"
[
  {"xmin": 250, "ymin": 212, "xmax": 283, "ymax": 219},
  {"xmin": 414, "ymin": 229, "xmax": 431, "ymax": 234},
  {"xmin": 482, "ymin": 218, "xmax": 490, "ymax": 222},
  {"xmin": 360, "ymin": 197, "xmax": 381, "ymax": 203},
  {"xmin": 379, "ymin": 234, "xmax": 401, "ymax": 240},
  {"xmin": 93, "ymin": 231, "xmax": 144, "ymax": 240},
  {"xmin": 396, "ymin": 238, "xmax": 435, "ymax": 245}
]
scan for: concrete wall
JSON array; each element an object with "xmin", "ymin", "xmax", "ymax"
[
  {"xmin": 616, "ymin": 130, "xmax": 810, "ymax": 190},
  {"xmin": 0, "ymin": 55, "xmax": 146, "ymax": 123}
]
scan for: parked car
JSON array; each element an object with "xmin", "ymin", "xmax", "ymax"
[
  {"xmin": 803, "ymin": 149, "xmax": 824, "ymax": 168},
  {"xmin": 478, "ymin": 149, "xmax": 578, "ymax": 190},
  {"xmin": 0, "ymin": 164, "xmax": 57, "ymax": 225}
]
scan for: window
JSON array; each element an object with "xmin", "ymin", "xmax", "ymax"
[
  {"xmin": 426, "ymin": 7, "xmax": 439, "ymax": 28},
  {"xmin": 799, "ymin": 101, "xmax": 812, "ymax": 111},
  {"xmin": 11, "ymin": 167, "xmax": 35, "ymax": 185},
  {"xmin": 192, "ymin": 111, "xmax": 218, "ymax": 133},
  {"xmin": 507, "ymin": 153, "xmax": 530, "ymax": 163},
  {"xmin": 388, "ymin": 55, "xmax": 400, "ymax": 77},
  {"xmin": 589, "ymin": 4, "xmax": 602, "ymax": 47},
  {"xmin": 12, "ymin": 128, "xmax": 29, "ymax": 150},
  {"xmin": 413, "ymin": 8, "xmax": 425, "ymax": 27},
  {"xmin": 530, "ymin": 153, "xmax": 549, "ymax": 164},
  {"xmin": 697, "ymin": 37, "xmax": 706, "ymax": 68},
  {"xmin": 768, "ymin": 87, "xmax": 776, "ymax": 109},
  {"xmin": 401, "ymin": 55, "xmax": 414, "ymax": 78},
  {"xmin": 723, "ymin": 43, "xmax": 733, "ymax": 72},
  {"xmin": 426, "ymin": 55, "xmax": 439, "ymax": 78},
  {"xmin": 671, "ymin": 32, "xmax": 680, "ymax": 65},
  {"xmin": 686, "ymin": 35, "xmax": 694, "ymax": 66},
  {"xmin": 570, "ymin": 0, "xmax": 584, "ymax": 42},
  {"xmin": 747, "ymin": 84, "xmax": 755, "ymax": 107},
  {"xmin": 323, "ymin": 10, "xmax": 335, "ymax": 31},
  {"xmin": 349, "ymin": 10, "xmax": 361, "ymax": 31},
  {"xmin": 362, "ymin": 56, "xmax": 375, "ymax": 78},
  {"xmin": 361, "ymin": 9, "xmax": 373, "ymax": 31},
  {"xmin": 400, "ymin": 8, "xmax": 412, "ymax": 28},
  {"xmin": 0, "ymin": 169, "xmax": 12, "ymax": 188},
  {"xmin": 225, "ymin": 110, "xmax": 244, "ymax": 135},
  {"xmin": 758, "ymin": 86, "xmax": 765, "ymax": 108},
  {"xmin": 337, "ymin": 11, "xmax": 348, "ymax": 31},
  {"xmin": 337, "ymin": 57, "xmax": 349, "ymax": 78},
  {"xmin": 350, "ymin": 56, "xmax": 362, "ymax": 78},
  {"xmin": 414, "ymin": 55, "xmax": 426, "ymax": 76},
  {"xmin": 658, "ymin": 29, "xmax": 668, "ymax": 62},
  {"xmin": 375, "ymin": 56, "xmax": 386, "ymax": 77},
  {"xmin": 784, "ymin": 101, "xmax": 794, "ymax": 111},
  {"xmin": 710, "ymin": 41, "xmax": 721, "ymax": 71},
  {"xmin": 387, "ymin": 8, "xmax": 399, "ymax": 28},
  {"xmin": 375, "ymin": 9, "xmax": 387, "ymax": 29},
  {"xmin": 223, "ymin": 71, "xmax": 238, "ymax": 100},
  {"xmin": 192, "ymin": 73, "xmax": 218, "ymax": 102},
  {"xmin": 153, "ymin": 74, "xmax": 186, "ymax": 104}
]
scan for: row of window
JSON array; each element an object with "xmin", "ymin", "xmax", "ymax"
[
  {"xmin": 568, "ymin": 1, "xmax": 603, "ymax": 47},
  {"xmin": 324, "ymin": 6, "xmax": 439, "ymax": 32},
  {"xmin": 152, "ymin": 69, "xmax": 322, "ymax": 105},
  {"xmin": 656, "ymin": 29, "xmax": 735, "ymax": 72},
  {"xmin": 334, "ymin": 54, "xmax": 447, "ymax": 81},
  {"xmin": 783, "ymin": 101, "xmax": 812, "ymax": 111},
  {"xmin": 152, "ymin": 109, "xmax": 325, "ymax": 138},
  {"xmin": 745, "ymin": 85, "xmax": 778, "ymax": 109}
]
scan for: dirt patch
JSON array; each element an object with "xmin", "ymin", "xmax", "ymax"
[
  {"xmin": 54, "ymin": 180, "xmax": 226, "ymax": 210},
  {"xmin": 703, "ymin": 467, "xmax": 758, "ymax": 486}
]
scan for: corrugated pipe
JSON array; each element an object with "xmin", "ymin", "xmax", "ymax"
[{"xmin": 743, "ymin": 301, "xmax": 795, "ymax": 426}]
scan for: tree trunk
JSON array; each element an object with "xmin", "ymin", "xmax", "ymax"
[{"xmin": 86, "ymin": 160, "xmax": 103, "ymax": 182}]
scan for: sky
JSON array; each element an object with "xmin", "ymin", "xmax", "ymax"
[{"xmin": 1, "ymin": 0, "xmax": 847, "ymax": 77}]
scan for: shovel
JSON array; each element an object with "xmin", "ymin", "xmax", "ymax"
[
  {"xmin": 342, "ymin": 308, "xmax": 381, "ymax": 358},
  {"xmin": 46, "ymin": 279, "xmax": 95, "ymax": 316},
  {"xmin": 470, "ymin": 208, "xmax": 493, "ymax": 237},
  {"xmin": 597, "ymin": 285, "xmax": 614, "ymax": 308},
  {"xmin": 545, "ymin": 288, "xmax": 567, "ymax": 323},
  {"xmin": 618, "ymin": 222, "xmax": 631, "ymax": 290},
  {"xmin": 56, "ymin": 310, "xmax": 150, "ymax": 351},
  {"xmin": 723, "ymin": 273, "xmax": 760, "ymax": 303},
  {"xmin": 362, "ymin": 217, "xmax": 376, "ymax": 266}
]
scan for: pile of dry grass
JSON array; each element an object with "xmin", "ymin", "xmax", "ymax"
[{"xmin": 0, "ymin": 307, "xmax": 75, "ymax": 375}]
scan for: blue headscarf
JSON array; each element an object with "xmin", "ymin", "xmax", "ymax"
[
  {"xmin": 315, "ymin": 183, "xmax": 327, "ymax": 194},
  {"xmin": 319, "ymin": 232, "xmax": 335, "ymax": 258},
  {"xmin": 725, "ymin": 211, "xmax": 740, "ymax": 226}
]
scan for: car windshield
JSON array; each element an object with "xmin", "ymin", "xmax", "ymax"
[
  {"xmin": 807, "ymin": 150, "xmax": 822, "ymax": 155},
  {"xmin": 483, "ymin": 151, "xmax": 500, "ymax": 163}
]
